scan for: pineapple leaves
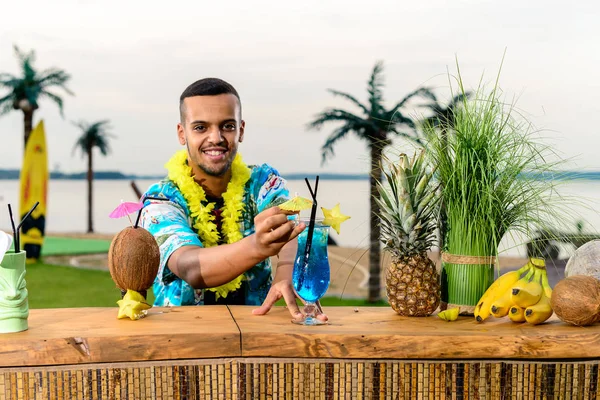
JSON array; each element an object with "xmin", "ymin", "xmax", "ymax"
[{"xmin": 376, "ymin": 150, "xmax": 439, "ymax": 258}]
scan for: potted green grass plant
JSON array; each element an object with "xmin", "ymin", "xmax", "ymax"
[{"xmin": 423, "ymin": 62, "xmax": 564, "ymax": 313}]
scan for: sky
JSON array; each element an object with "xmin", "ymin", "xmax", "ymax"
[{"xmin": 1, "ymin": 0, "xmax": 599, "ymax": 176}]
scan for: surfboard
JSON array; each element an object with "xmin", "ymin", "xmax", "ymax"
[{"xmin": 19, "ymin": 120, "xmax": 48, "ymax": 262}]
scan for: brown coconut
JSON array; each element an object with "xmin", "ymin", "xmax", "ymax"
[
  {"xmin": 108, "ymin": 227, "xmax": 160, "ymax": 292},
  {"xmin": 550, "ymin": 275, "xmax": 600, "ymax": 326}
]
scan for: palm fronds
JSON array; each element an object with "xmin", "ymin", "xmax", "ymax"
[
  {"xmin": 0, "ymin": 45, "xmax": 73, "ymax": 117},
  {"xmin": 72, "ymin": 120, "xmax": 114, "ymax": 158}
]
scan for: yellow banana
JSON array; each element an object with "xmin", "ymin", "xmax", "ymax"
[
  {"xmin": 524, "ymin": 291, "xmax": 553, "ymax": 325},
  {"xmin": 508, "ymin": 305, "xmax": 526, "ymax": 323},
  {"xmin": 541, "ymin": 269, "xmax": 553, "ymax": 298},
  {"xmin": 474, "ymin": 264, "xmax": 530, "ymax": 322},
  {"xmin": 438, "ymin": 307, "xmax": 460, "ymax": 322},
  {"xmin": 511, "ymin": 267, "xmax": 543, "ymax": 308},
  {"xmin": 530, "ymin": 257, "xmax": 545, "ymax": 268},
  {"xmin": 490, "ymin": 286, "xmax": 514, "ymax": 318}
]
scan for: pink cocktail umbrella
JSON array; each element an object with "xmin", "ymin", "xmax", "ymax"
[{"xmin": 109, "ymin": 200, "xmax": 144, "ymax": 226}]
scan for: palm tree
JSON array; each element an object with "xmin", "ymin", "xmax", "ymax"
[
  {"xmin": 72, "ymin": 120, "xmax": 114, "ymax": 233},
  {"xmin": 0, "ymin": 45, "xmax": 73, "ymax": 148},
  {"xmin": 420, "ymin": 92, "xmax": 471, "ymax": 136},
  {"xmin": 308, "ymin": 61, "xmax": 435, "ymax": 302}
]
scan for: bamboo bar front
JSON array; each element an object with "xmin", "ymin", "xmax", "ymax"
[{"xmin": 0, "ymin": 306, "xmax": 598, "ymax": 399}]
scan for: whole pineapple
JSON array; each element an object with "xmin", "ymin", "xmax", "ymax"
[{"xmin": 376, "ymin": 150, "xmax": 440, "ymax": 316}]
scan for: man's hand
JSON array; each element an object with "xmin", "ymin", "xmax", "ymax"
[
  {"xmin": 252, "ymin": 279, "xmax": 328, "ymax": 322},
  {"xmin": 251, "ymin": 207, "xmax": 305, "ymax": 259}
]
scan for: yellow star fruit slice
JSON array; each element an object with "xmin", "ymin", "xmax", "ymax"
[
  {"xmin": 437, "ymin": 307, "xmax": 460, "ymax": 322},
  {"xmin": 117, "ymin": 289, "xmax": 152, "ymax": 320},
  {"xmin": 321, "ymin": 203, "xmax": 350, "ymax": 235},
  {"xmin": 278, "ymin": 195, "xmax": 313, "ymax": 212}
]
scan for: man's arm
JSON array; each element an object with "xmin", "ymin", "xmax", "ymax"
[{"xmin": 167, "ymin": 207, "xmax": 304, "ymax": 289}]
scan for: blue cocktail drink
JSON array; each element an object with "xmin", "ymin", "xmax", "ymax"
[{"xmin": 292, "ymin": 218, "xmax": 330, "ymax": 325}]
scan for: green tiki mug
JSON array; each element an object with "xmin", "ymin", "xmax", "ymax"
[{"xmin": 0, "ymin": 251, "xmax": 29, "ymax": 333}]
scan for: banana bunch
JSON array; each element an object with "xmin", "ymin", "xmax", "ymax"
[{"xmin": 474, "ymin": 258, "xmax": 553, "ymax": 325}]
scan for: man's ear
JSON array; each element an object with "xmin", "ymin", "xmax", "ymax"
[
  {"xmin": 177, "ymin": 123, "xmax": 186, "ymax": 145},
  {"xmin": 239, "ymin": 120, "xmax": 245, "ymax": 143}
]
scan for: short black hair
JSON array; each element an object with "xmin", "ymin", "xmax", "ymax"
[{"xmin": 179, "ymin": 78, "xmax": 241, "ymax": 122}]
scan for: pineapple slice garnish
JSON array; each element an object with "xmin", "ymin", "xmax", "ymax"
[
  {"xmin": 321, "ymin": 203, "xmax": 350, "ymax": 235},
  {"xmin": 117, "ymin": 289, "xmax": 152, "ymax": 320}
]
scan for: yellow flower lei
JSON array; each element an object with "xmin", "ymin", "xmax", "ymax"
[{"xmin": 165, "ymin": 149, "xmax": 251, "ymax": 299}]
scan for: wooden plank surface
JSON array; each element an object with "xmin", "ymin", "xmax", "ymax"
[
  {"xmin": 230, "ymin": 306, "xmax": 600, "ymax": 360},
  {"xmin": 0, "ymin": 306, "xmax": 239, "ymax": 367}
]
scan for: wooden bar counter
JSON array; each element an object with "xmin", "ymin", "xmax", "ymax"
[{"xmin": 0, "ymin": 306, "xmax": 598, "ymax": 399}]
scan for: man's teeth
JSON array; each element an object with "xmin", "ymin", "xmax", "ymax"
[{"xmin": 204, "ymin": 150, "xmax": 225, "ymax": 156}]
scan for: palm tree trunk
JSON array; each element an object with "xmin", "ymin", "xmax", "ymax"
[
  {"xmin": 368, "ymin": 142, "xmax": 384, "ymax": 303},
  {"xmin": 87, "ymin": 146, "xmax": 94, "ymax": 233},
  {"xmin": 23, "ymin": 110, "xmax": 34, "ymax": 147}
]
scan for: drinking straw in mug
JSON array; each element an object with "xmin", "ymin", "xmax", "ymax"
[{"xmin": 7, "ymin": 202, "xmax": 39, "ymax": 253}]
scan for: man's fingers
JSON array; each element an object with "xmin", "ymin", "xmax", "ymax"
[
  {"xmin": 315, "ymin": 301, "xmax": 328, "ymax": 321},
  {"xmin": 253, "ymin": 206, "xmax": 282, "ymax": 226},
  {"xmin": 264, "ymin": 220, "xmax": 295, "ymax": 243},
  {"xmin": 259, "ymin": 214, "xmax": 290, "ymax": 233},
  {"xmin": 268, "ymin": 220, "xmax": 305, "ymax": 244},
  {"xmin": 281, "ymin": 287, "xmax": 302, "ymax": 319},
  {"xmin": 252, "ymin": 290, "xmax": 280, "ymax": 315},
  {"xmin": 316, "ymin": 314, "xmax": 328, "ymax": 322},
  {"xmin": 287, "ymin": 223, "xmax": 306, "ymax": 241}
]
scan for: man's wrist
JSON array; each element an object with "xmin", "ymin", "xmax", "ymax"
[{"xmin": 244, "ymin": 234, "xmax": 271, "ymax": 262}]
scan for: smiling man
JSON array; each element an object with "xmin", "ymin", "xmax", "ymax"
[{"xmin": 140, "ymin": 78, "xmax": 325, "ymax": 321}]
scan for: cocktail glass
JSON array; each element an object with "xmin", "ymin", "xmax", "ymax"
[{"xmin": 292, "ymin": 218, "xmax": 330, "ymax": 326}]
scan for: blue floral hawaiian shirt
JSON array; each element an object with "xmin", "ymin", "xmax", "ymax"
[{"xmin": 140, "ymin": 164, "xmax": 290, "ymax": 307}]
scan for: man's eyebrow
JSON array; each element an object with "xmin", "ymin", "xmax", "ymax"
[{"xmin": 189, "ymin": 119, "xmax": 237, "ymax": 125}]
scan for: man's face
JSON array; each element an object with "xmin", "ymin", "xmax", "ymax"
[{"xmin": 177, "ymin": 94, "xmax": 245, "ymax": 177}]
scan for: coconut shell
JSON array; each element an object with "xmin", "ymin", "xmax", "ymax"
[
  {"xmin": 565, "ymin": 240, "xmax": 600, "ymax": 278},
  {"xmin": 108, "ymin": 227, "xmax": 160, "ymax": 292},
  {"xmin": 550, "ymin": 275, "xmax": 600, "ymax": 326}
]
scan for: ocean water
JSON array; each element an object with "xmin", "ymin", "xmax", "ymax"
[{"xmin": 1, "ymin": 179, "xmax": 599, "ymax": 257}]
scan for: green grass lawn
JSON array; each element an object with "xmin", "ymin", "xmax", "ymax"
[
  {"xmin": 41, "ymin": 236, "xmax": 112, "ymax": 256},
  {"xmin": 27, "ymin": 262, "xmax": 387, "ymax": 309},
  {"xmin": 27, "ymin": 262, "xmax": 124, "ymax": 308},
  {"xmin": 9, "ymin": 236, "xmax": 113, "ymax": 256}
]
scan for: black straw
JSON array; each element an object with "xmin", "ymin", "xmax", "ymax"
[
  {"xmin": 7, "ymin": 205, "xmax": 17, "ymax": 253},
  {"xmin": 18, "ymin": 202, "xmax": 39, "ymax": 231},
  {"xmin": 302, "ymin": 176, "xmax": 320, "ymax": 267},
  {"xmin": 12, "ymin": 202, "xmax": 39, "ymax": 253},
  {"xmin": 134, "ymin": 196, "xmax": 167, "ymax": 228}
]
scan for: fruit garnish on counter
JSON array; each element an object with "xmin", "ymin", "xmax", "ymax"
[
  {"xmin": 438, "ymin": 307, "xmax": 460, "ymax": 321},
  {"xmin": 117, "ymin": 289, "xmax": 152, "ymax": 320}
]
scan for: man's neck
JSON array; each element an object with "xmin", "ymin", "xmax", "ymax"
[{"xmin": 192, "ymin": 168, "xmax": 232, "ymax": 198}]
